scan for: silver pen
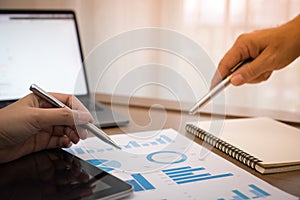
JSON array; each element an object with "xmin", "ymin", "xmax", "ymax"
[
  {"xmin": 29, "ymin": 84, "xmax": 121, "ymax": 149},
  {"xmin": 189, "ymin": 59, "xmax": 251, "ymax": 115}
]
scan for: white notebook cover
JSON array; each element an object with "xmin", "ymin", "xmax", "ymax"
[{"xmin": 188, "ymin": 117, "xmax": 300, "ymax": 173}]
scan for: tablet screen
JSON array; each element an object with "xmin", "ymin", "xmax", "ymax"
[{"xmin": 0, "ymin": 149, "xmax": 133, "ymax": 200}]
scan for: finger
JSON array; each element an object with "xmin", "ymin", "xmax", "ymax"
[
  {"xmin": 32, "ymin": 133, "xmax": 72, "ymax": 153},
  {"xmin": 52, "ymin": 125, "xmax": 81, "ymax": 144},
  {"xmin": 230, "ymin": 50, "xmax": 273, "ymax": 86},
  {"xmin": 63, "ymin": 126, "xmax": 80, "ymax": 144},
  {"xmin": 46, "ymin": 135, "xmax": 71, "ymax": 149},
  {"xmin": 248, "ymin": 71, "xmax": 273, "ymax": 84},
  {"xmin": 74, "ymin": 126, "xmax": 88, "ymax": 140},
  {"xmin": 35, "ymin": 107, "xmax": 75, "ymax": 127},
  {"xmin": 35, "ymin": 107, "xmax": 92, "ymax": 128},
  {"xmin": 51, "ymin": 126, "xmax": 66, "ymax": 136},
  {"xmin": 52, "ymin": 124, "xmax": 87, "ymax": 141},
  {"xmin": 72, "ymin": 109, "xmax": 94, "ymax": 125},
  {"xmin": 211, "ymin": 45, "xmax": 246, "ymax": 87},
  {"xmin": 211, "ymin": 33, "xmax": 260, "ymax": 88},
  {"xmin": 60, "ymin": 125, "xmax": 88, "ymax": 140},
  {"xmin": 36, "ymin": 93, "xmax": 93, "ymax": 123},
  {"xmin": 50, "ymin": 93, "xmax": 93, "ymax": 119}
]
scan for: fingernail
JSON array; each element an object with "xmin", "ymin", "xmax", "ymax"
[
  {"xmin": 79, "ymin": 130, "xmax": 88, "ymax": 140},
  {"xmin": 264, "ymin": 72, "xmax": 271, "ymax": 79},
  {"xmin": 231, "ymin": 74, "xmax": 245, "ymax": 86},
  {"xmin": 67, "ymin": 142, "xmax": 72, "ymax": 148},
  {"xmin": 75, "ymin": 111, "xmax": 92, "ymax": 124}
]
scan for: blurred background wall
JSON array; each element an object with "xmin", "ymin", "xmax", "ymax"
[{"xmin": 1, "ymin": 0, "xmax": 299, "ymax": 113}]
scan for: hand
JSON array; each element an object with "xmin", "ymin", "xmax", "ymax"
[
  {"xmin": 211, "ymin": 14, "xmax": 300, "ymax": 87},
  {"xmin": 0, "ymin": 93, "xmax": 93, "ymax": 163}
]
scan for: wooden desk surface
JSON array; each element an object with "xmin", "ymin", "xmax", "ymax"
[{"xmin": 96, "ymin": 93, "xmax": 300, "ymax": 198}]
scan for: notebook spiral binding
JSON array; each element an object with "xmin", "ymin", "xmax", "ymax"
[{"xmin": 186, "ymin": 124, "xmax": 262, "ymax": 170}]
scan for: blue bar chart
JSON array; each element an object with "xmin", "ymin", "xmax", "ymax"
[
  {"xmin": 217, "ymin": 184, "xmax": 271, "ymax": 200},
  {"xmin": 75, "ymin": 147, "xmax": 84, "ymax": 154},
  {"xmin": 249, "ymin": 184, "xmax": 271, "ymax": 198},
  {"xmin": 125, "ymin": 173, "xmax": 156, "ymax": 192},
  {"xmin": 231, "ymin": 190, "xmax": 250, "ymax": 200},
  {"xmin": 123, "ymin": 134, "xmax": 174, "ymax": 149},
  {"xmin": 65, "ymin": 134, "xmax": 174, "ymax": 155},
  {"xmin": 162, "ymin": 165, "xmax": 233, "ymax": 185}
]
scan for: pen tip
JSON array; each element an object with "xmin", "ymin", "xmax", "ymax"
[
  {"xmin": 188, "ymin": 111, "xmax": 194, "ymax": 115},
  {"xmin": 113, "ymin": 144, "xmax": 121, "ymax": 150},
  {"xmin": 110, "ymin": 140, "xmax": 121, "ymax": 150}
]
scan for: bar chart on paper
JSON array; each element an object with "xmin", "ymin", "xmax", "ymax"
[
  {"xmin": 123, "ymin": 134, "xmax": 174, "ymax": 149},
  {"xmin": 125, "ymin": 173, "xmax": 155, "ymax": 192},
  {"xmin": 65, "ymin": 129, "xmax": 297, "ymax": 200},
  {"xmin": 217, "ymin": 184, "xmax": 271, "ymax": 200},
  {"xmin": 65, "ymin": 133, "xmax": 174, "ymax": 155},
  {"xmin": 162, "ymin": 165, "xmax": 233, "ymax": 185}
]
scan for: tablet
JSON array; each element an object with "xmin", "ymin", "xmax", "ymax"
[{"xmin": 0, "ymin": 149, "xmax": 133, "ymax": 200}]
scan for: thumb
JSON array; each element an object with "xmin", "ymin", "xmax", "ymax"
[{"xmin": 230, "ymin": 53, "xmax": 268, "ymax": 86}]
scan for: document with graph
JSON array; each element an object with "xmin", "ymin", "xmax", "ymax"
[{"xmin": 64, "ymin": 129, "xmax": 297, "ymax": 199}]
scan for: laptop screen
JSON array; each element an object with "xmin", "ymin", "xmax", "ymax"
[{"xmin": 0, "ymin": 11, "xmax": 88, "ymax": 101}]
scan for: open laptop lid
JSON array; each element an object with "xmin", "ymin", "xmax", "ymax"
[{"xmin": 0, "ymin": 10, "xmax": 89, "ymax": 102}]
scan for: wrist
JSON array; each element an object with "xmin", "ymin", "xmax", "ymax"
[{"xmin": 282, "ymin": 14, "xmax": 300, "ymax": 56}]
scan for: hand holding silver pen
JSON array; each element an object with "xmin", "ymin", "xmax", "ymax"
[
  {"xmin": 29, "ymin": 84, "xmax": 121, "ymax": 149},
  {"xmin": 189, "ymin": 59, "xmax": 252, "ymax": 115}
]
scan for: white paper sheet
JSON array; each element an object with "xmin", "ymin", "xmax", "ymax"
[{"xmin": 65, "ymin": 129, "xmax": 297, "ymax": 200}]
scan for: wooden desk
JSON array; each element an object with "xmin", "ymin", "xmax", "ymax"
[{"xmin": 96, "ymin": 93, "xmax": 300, "ymax": 198}]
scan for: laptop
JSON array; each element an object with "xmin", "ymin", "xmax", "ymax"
[{"xmin": 0, "ymin": 10, "xmax": 129, "ymax": 127}]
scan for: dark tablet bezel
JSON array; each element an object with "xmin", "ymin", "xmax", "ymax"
[
  {"xmin": 55, "ymin": 149, "xmax": 133, "ymax": 200},
  {"xmin": 0, "ymin": 148, "xmax": 133, "ymax": 200}
]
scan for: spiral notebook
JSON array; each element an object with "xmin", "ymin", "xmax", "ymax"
[{"xmin": 185, "ymin": 117, "xmax": 300, "ymax": 174}]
